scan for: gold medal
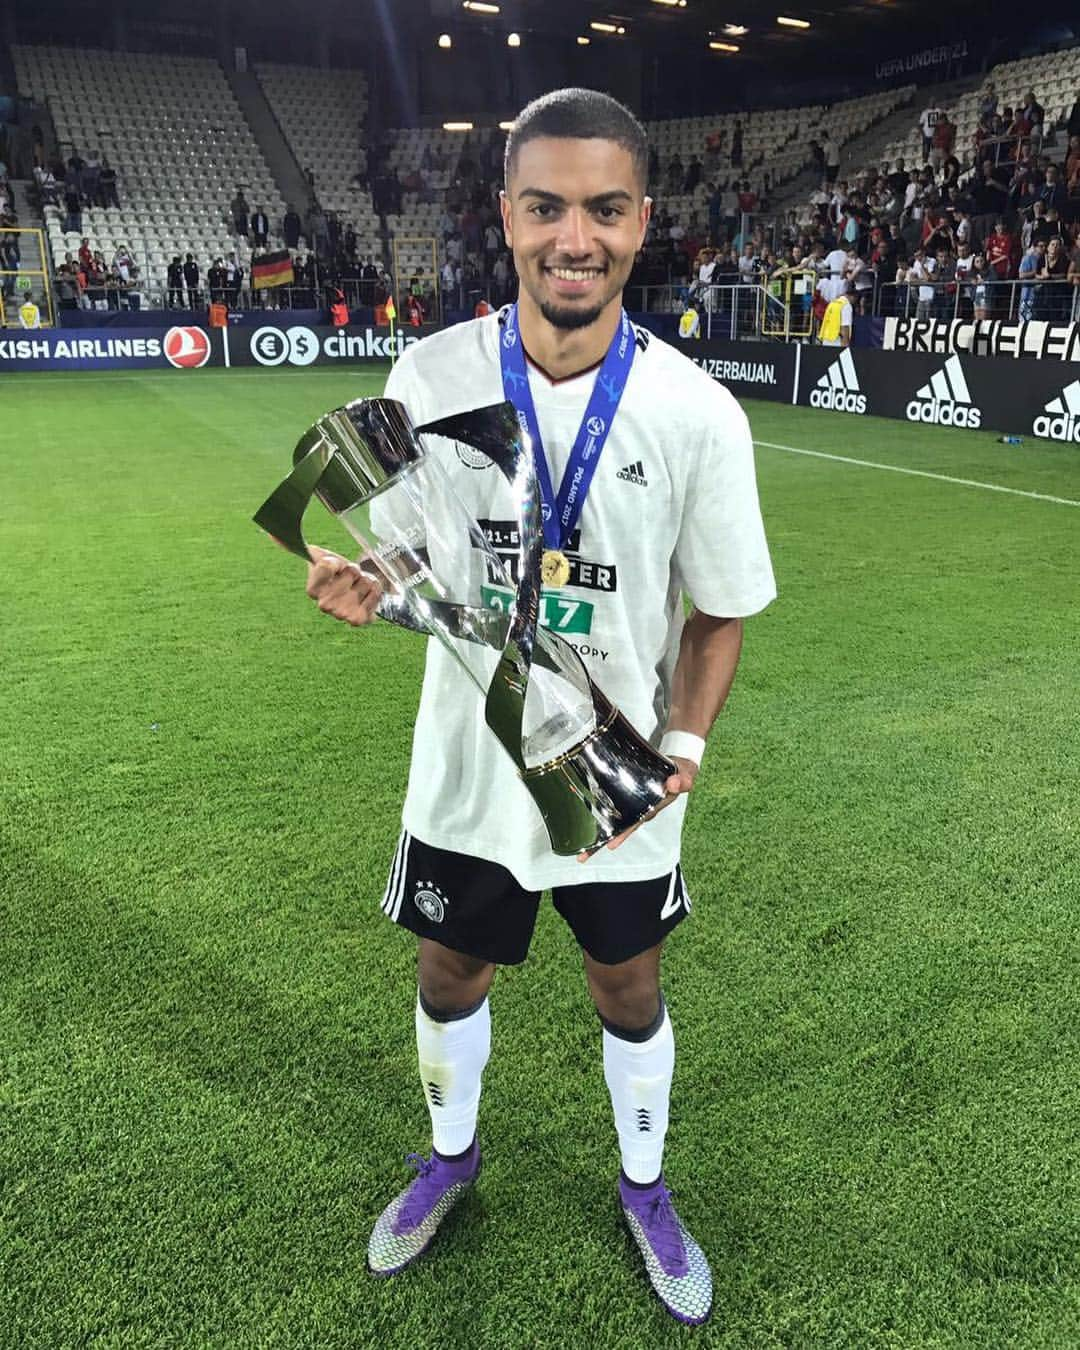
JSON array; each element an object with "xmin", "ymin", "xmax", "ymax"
[{"xmin": 541, "ymin": 549, "xmax": 571, "ymax": 589}]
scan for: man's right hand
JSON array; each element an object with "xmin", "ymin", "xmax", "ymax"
[{"xmin": 305, "ymin": 544, "xmax": 383, "ymax": 627}]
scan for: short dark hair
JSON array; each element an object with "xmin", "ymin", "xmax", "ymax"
[{"xmin": 504, "ymin": 88, "xmax": 648, "ymax": 190}]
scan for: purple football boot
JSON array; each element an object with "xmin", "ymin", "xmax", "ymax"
[
  {"xmin": 619, "ymin": 1173, "xmax": 713, "ymax": 1325},
  {"xmin": 367, "ymin": 1140, "xmax": 481, "ymax": 1276}
]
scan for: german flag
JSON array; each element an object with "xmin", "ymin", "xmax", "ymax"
[{"xmin": 252, "ymin": 250, "xmax": 295, "ymax": 289}]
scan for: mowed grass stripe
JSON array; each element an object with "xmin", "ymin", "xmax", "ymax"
[{"xmin": 1, "ymin": 371, "xmax": 1078, "ymax": 1348}]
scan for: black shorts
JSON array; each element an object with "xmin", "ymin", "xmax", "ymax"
[{"xmin": 380, "ymin": 831, "xmax": 691, "ymax": 967}]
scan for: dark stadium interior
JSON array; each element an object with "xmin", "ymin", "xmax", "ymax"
[{"xmin": 6, "ymin": 0, "xmax": 1080, "ymax": 117}]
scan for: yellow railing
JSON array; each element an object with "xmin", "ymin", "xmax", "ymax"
[
  {"xmin": 761, "ymin": 268, "xmax": 815, "ymax": 340},
  {"xmin": 0, "ymin": 228, "xmax": 56, "ymax": 328}
]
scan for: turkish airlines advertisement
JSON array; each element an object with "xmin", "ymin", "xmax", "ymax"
[
  {"xmin": 0, "ymin": 321, "xmax": 424, "ymax": 371},
  {"xmin": 0, "ymin": 325, "xmax": 222, "ymax": 371}
]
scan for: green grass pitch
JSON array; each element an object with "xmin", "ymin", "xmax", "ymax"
[{"xmin": 2, "ymin": 364, "xmax": 1079, "ymax": 1348}]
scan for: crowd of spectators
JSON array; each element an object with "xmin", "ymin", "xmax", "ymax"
[
  {"xmin": 52, "ymin": 236, "xmax": 141, "ymax": 312},
  {"xmin": 365, "ymin": 130, "xmax": 514, "ymax": 312},
  {"xmin": 28, "ymin": 143, "xmax": 121, "ymax": 233},
  {"xmin": 773, "ymin": 80, "xmax": 1080, "ymax": 325},
  {"xmin": 30, "ymin": 83, "xmax": 1080, "ymax": 330}
]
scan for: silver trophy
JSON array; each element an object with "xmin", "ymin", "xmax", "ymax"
[{"xmin": 253, "ymin": 397, "xmax": 675, "ymax": 856}]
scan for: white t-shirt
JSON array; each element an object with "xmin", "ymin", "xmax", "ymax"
[
  {"xmin": 823, "ymin": 246, "xmax": 847, "ymax": 278},
  {"xmin": 919, "ymin": 107, "xmax": 944, "ymax": 138},
  {"xmin": 911, "ymin": 257, "xmax": 937, "ymax": 301},
  {"xmin": 816, "ymin": 274, "xmax": 848, "ymax": 303},
  {"xmin": 848, "ymin": 257, "xmax": 874, "ymax": 292},
  {"xmin": 379, "ymin": 312, "xmax": 776, "ymax": 889}
]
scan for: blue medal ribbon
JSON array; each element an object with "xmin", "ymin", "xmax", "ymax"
[{"xmin": 498, "ymin": 303, "xmax": 635, "ymax": 552}]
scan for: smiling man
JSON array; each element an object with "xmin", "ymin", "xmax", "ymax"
[{"xmin": 305, "ymin": 88, "xmax": 775, "ymax": 1326}]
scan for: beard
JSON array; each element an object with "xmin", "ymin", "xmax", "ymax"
[
  {"xmin": 538, "ymin": 298, "xmax": 608, "ymax": 330},
  {"xmin": 529, "ymin": 262, "xmax": 627, "ymax": 331}
]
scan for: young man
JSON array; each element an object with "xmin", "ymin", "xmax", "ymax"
[
  {"xmin": 303, "ymin": 89, "xmax": 775, "ymax": 1326},
  {"xmin": 18, "ymin": 294, "xmax": 42, "ymax": 329},
  {"xmin": 909, "ymin": 247, "xmax": 938, "ymax": 320}
]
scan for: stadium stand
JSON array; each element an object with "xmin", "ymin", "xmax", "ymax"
[
  {"xmin": 766, "ymin": 43, "xmax": 1080, "ymax": 328},
  {"xmin": 13, "ymin": 37, "xmax": 1072, "ymax": 328},
  {"xmin": 12, "ymin": 45, "xmax": 288, "ymax": 303},
  {"xmin": 381, "ymin": 127, "xmax": 490, "ymax": 293},
  {"xmin": 642, "ymin": 90, "xmax": 914, "ymax": 247},
  {"xmin": 253, "ymin": 62, "xmax": 381, "ymax": 263},
  {"xmin": 879, "ymin": 47, "xmax": 1080, "ymax": 176}
]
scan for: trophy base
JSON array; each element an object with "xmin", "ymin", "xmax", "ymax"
[{"xmin": 520, "ymin": 687, "xmax": 677, "ymax": 856}]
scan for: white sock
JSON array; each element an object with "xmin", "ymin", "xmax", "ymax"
[
  {"xmin": 603, "ymin": 1000, "xmax": 675, "ymax": 1184},
  {"xmin": 415, "ymin": 991, "xmax": 491, "ymax": 1157}
]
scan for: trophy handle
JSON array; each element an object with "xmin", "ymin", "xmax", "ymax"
[
  {"xmin": 254, "ymin": 429, "xmax": 512, "ymax": 646},
  {"xmin": 253, "ymin": 439, "xmax": 337, "ymax": 563}
]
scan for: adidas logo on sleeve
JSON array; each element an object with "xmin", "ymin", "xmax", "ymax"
[
  {"xmin": 809, "ymin": 349, "xmax": 866, "ymax": 414},
  {"xmin": 616, "ymin": 460, "xmax": 648, "ymax": 486},
  {"xmin": 1033, "ymin": 379, "xmax": 1080, "ymax": 443},
  {"xmin": 905, "ymin": 355, "xmax": 982, "ymax": 428}
]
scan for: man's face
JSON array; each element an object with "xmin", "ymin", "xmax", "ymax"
[{"xmin": 500, "ymin": 136, "xmax": 649, "ymax": 331}]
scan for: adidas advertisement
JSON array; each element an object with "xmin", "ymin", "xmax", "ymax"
[
  {"xmin": 905, "ymin": 355, "xmax": 982, "ymax": 428},
  {"xmin": 799, "ymin": 344, "xmax": 1079, "ymax": 446},
  {"xmin": 809, "ymin": 348, "xmax": 867, "ymax": 414},
  {"xmin": 1033, "ymin": 380, "xmax": 1080, "ymax": 443}
]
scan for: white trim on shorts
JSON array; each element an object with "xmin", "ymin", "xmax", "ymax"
[{"xmin": 381, "ymin": 830, "xmax": 412, "ymax": 922}]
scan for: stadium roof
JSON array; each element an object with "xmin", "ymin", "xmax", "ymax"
[{"xmin": 9, "ymin": 0, "xmax": 1078, "ymax": 79}]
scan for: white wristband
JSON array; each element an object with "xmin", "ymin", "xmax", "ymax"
[{"xmin": 659, "ymin": 730, "xmax": 706, "ymax": 767}]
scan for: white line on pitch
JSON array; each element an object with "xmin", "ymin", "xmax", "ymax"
[{"xmin": 754, "ymin": 440, "xmax": 1080, "ymax": 508}]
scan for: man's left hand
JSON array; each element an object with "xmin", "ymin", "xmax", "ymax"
[{"xmin": 576, "ymin": 756, "xmax": 698, "ymax": 863}]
